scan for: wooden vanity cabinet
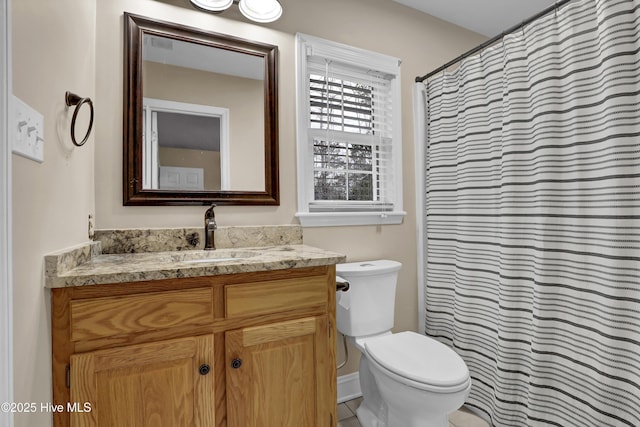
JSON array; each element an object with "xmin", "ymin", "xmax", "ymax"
[{"xmin": 51, "ymin": 266, "xmax": 337, "ymax": 427}]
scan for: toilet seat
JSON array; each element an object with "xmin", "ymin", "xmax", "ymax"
[{"xmin": 364, "ymin": 331, "xmax": 470, "ymax": 393}]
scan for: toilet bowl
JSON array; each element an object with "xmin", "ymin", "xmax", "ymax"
[{"xmin": 336, "ymin": 260, "xmax": 471, "ymax": 427}]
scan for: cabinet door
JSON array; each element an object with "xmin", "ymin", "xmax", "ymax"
[
  {"xmin": 70, "ymin": 335, "xmax": 215, "ymax": 427},
  {"xmin": 226, "ymin": 316, "xmax": 335, "ymax": 427}
]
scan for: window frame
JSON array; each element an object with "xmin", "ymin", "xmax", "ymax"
[{"xmin": 294, "ymin": 33, "xmax": 405, "ymax": 227}]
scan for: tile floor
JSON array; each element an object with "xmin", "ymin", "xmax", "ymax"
[{"xmin": 337, "ymin": 397, "xmax": 491, "ymax": 427}]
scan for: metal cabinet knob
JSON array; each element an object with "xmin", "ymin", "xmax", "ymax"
[
  {"xmin": 231, "ymin": 358, "xmax": 242, "ymax": 369},
  {"xmin": 199, "ymin": 364, "xmax": 211, "ymax": 375}
]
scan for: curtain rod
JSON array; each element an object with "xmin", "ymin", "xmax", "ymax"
[{"xmin": 415, "ymin": 0, "xmax": 573, "ymax": 83}]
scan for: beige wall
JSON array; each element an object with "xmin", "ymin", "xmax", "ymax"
[
  {"xmin": 94, "ymin": 0, "xmax": 485, "ymax": 376},
  {"xmin": 11, "ymin": 0, "xmax": 96, "ymax": 426},
  {"xmin": 144, "ymin": 61, "xmax": 265, "ymax": 190},
  {"xmin": 11, "ymin": 2, "xmax": 484, "ymax": 423}
]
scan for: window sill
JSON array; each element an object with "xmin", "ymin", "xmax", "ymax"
[{"xmin": 295, "ymin": 211, "xmax": 406, "ymax": 227}]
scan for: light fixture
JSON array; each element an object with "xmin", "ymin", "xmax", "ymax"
[
  {"xmin": 189, "ymin": 0, "xmax": 283, "ymax": 23},
  {"xmin": 238, "ymin": 0, "xmax": 282, "ymax": 23},
  {"xmin": 190, "ymin": 0, "xmax": 234, "ymax": 12}
]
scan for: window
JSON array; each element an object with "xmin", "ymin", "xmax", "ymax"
[{"xmin": 295, "ymin": 34, "xmax": 405, "ymax": 227}]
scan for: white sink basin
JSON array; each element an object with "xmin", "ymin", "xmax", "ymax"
[
  {"xmin": 182, "ymin": 257, "xmax": 238, "ymax": 264},
  {"xmin": 176, "ymin": 249, "xmax": 258, "ymax": 264}
]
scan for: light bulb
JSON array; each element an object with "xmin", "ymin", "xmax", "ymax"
[
  {"xmin": 190, "ymin": 0, "xmax": 233, "ymax": 12},
  {"xmin": 238, "ymin": 0, "xmax": 283, "ymax": 23}
]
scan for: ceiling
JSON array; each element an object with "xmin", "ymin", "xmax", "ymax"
[
  {"xmin": 143, "ymin": 34, "xmax": 264, "ymax": 81},
  {"xmin": 392, "ymin": 0, "xmax": 557, "ymax": 37}
]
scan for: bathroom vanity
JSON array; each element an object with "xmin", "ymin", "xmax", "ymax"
[{"xmin": 46, "ymin": 226, "xmax": 345, "ymax": 427}]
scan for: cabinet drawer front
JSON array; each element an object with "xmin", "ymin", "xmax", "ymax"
[
  {"xmin": 70, "ymin": 288, "xmax": 214, "ymax": 342},
  {"xmin": 225, "ymin": 276, "xmax": 327, "ymax": 318}
]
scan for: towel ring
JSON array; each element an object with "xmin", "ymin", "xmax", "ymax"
[{"xmin": 65, "ymin": 91, "xmax": 94, "ymax": 147}]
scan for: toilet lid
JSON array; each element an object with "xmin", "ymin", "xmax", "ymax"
[
  {"xmin": 364, "ymin": 331, "xmax": 469, "ymax": 388},
  {"xmin": 336, "ymin": 260, "xmax": 402, "ymax": 277}
]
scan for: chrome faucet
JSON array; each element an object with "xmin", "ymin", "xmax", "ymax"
[{"xmin": 204, "ymin": 204, "xmax": 217, "ymax": 250}]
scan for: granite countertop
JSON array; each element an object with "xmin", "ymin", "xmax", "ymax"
[
  {"xmin": 45, "ymin": 245, "xmax": 346, "ymax": 288},
  {"xmin": 45, "ymin": 226, "xmax": 346, "ymax": 288}
]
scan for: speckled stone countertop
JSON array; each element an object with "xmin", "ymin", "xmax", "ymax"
[{"xmin": 45, "ymin": 226, "xmax": 346, "ymax": 288}]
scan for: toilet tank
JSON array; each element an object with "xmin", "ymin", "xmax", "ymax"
[{"xmin": 335, "ymin": 260, "xmax": 402, "ymax": 337}]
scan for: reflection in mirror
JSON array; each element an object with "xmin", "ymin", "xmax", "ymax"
[
  {"xmin": 142, "ymin": 97, "xmax": 229, "ymax": 191},
  {"xmin": 142, "ymin": 34, "xmax": 265, "ymax": 192},
  {"xmin": 123, "ymin": 13, "xmax": 279, "ymax": 205}
]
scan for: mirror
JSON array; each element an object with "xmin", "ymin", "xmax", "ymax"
[{"xmin": 124, "ymin": 13, "xmax": 279, "ymax": 205}]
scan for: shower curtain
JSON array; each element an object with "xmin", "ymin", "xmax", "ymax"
[{"xmin": 418, "ymin": 0, "xmax": 640, "ymax": 425}]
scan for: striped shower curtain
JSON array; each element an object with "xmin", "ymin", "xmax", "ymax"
[{"xmin": 419, "ymin": 0, "xmax": 640, "ymax": 426}]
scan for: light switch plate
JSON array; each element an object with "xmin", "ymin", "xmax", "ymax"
[{"xmin": 12, "ymin": 95, "xmax": 44, "ymax": 163}]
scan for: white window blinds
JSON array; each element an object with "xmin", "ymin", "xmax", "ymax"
[
  {"xmin": 306, "ymin": 57, "xmax": 396, "ymax": 212},
  {"xmin": 295, "ymin": 33, "xmax": 404, "ymax": 227}
]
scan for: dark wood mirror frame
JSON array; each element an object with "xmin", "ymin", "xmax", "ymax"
[{"xmin": 123, "ymin": 13, "xmax": 279, "ymax": 206}]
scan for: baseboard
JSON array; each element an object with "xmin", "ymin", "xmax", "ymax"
[{"xmin": 337, "ymin": 372, "xmax": 361, "ymax": 403}]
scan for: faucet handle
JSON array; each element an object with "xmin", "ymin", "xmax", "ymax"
[{"xmin": 205, "ymin": 203, "xmax": 217, "ymax": 218}]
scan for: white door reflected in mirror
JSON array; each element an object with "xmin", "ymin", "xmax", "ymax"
[{"xmin": 142, "ymin": 97, "xmax": 229, "ymax": 191}]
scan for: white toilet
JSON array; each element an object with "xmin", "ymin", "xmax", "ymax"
[{"xmin": 336, "ymin": 260, "xmax": 471, "ymax": 427}]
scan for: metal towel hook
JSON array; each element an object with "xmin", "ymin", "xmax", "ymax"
[{"xmin": 65, "ymin": 91, "xmax": 94, "ymax": 147}]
